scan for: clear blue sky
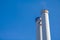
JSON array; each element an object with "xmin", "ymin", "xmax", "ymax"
[{"xmin": 0, "ymin": 0, "xmax": 60, "ymax": 40}]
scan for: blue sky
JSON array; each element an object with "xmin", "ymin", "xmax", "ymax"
[{"xmin": 0, "ymin": 0, "xmax": 60, "ymax": 40}]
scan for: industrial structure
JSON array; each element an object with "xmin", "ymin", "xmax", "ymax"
[{"xmin": 35, "ymin": 9, "xmax": 51, "ymax": 40}]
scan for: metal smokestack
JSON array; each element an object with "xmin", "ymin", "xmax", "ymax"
[
  {"xmin": 35, "ymin": 17, "xmax": 40, "ymax": 40},
  {"xmin": 40, "ymin": 17, "xmax": 43, "ymax": 40},
  {"xmin": 35, "ymin": 17, "xmax": 43, "ymax": 40},
  {"xmin": 41, "ymin": 9, "xmax": 51, "ymax": 40},
  {"xmin": 35, "ymin": 9, "xmax": 51, "ymax": 40}
]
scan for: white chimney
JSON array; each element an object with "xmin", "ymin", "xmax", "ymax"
[
  {"xmin": 35, "ymin": 9, "xmax": 51, "ymax": 40},
  {"xmin": 41, "ymin": 9, "xmax": 51, "ymax": 40}
]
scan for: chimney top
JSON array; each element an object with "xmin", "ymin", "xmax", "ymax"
[{"xmin": 41, "ymin": 9, "xmax": 49, "ymax": 13}]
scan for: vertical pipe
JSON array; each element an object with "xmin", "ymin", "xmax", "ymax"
[
  {"xmin": 35, "ymin": 17, "xmax": 43, "ymax": 40},
  {"xmin": 42, "ymin": 10, "xmax": 51, "ymax": 40},
  {"xmin": 35, "ymin": 17, "xmax": 40, "ymax": 40},
  {"xmin": 40, "ymin": 17, "xmax": 43, "ymax": 40}
]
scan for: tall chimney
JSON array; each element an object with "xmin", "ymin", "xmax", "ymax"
[
  {"xmin": 41, "ymin": 9, "xmax": 51, "ymax": 40},
  {"xmin": 35, "ymin": 9, "xmax": 51, "ymax": 40}
]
